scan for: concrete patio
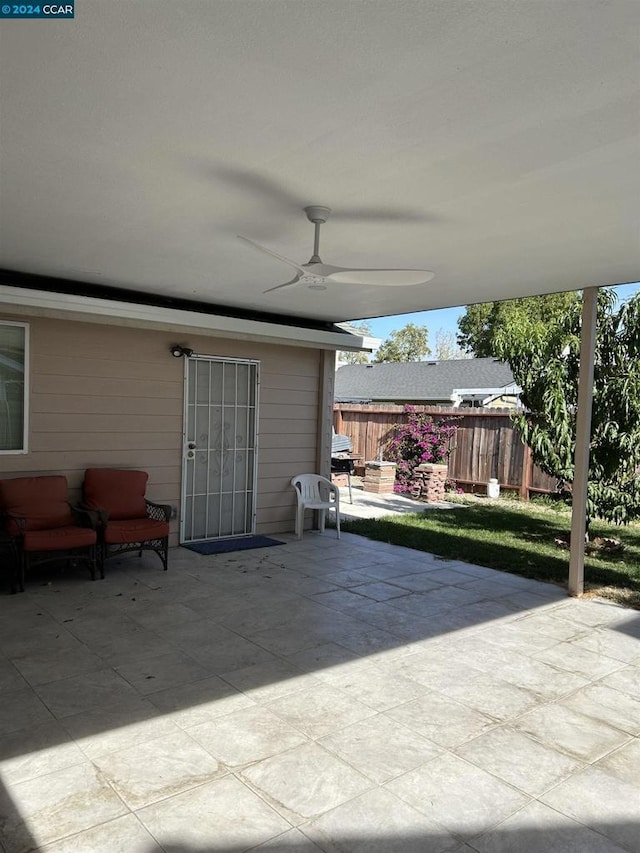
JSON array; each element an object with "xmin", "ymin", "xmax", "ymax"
[
  {"xmin": 336, "ymin": 481, "xmax": 456, "ymax": 521},
  {"xmin": 1, "ymin": 532, "xmax": 639, "ymax": 853}
]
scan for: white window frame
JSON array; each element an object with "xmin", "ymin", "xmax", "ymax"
[{"xmin": 0, "ymin": 320, "xmax": 29, "ymax": 455}]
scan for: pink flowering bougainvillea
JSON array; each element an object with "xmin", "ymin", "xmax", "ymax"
[{"xmin": 384, "ymin": 406, "xmax": 460, "ymax": 493}]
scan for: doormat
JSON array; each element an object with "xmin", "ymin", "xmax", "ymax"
[{"xmin": 182, "ymin": 535, "xmax": 285, "ymax": 555}]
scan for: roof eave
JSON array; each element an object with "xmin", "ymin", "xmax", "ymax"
[{"xmin": 0, "ymin": 284, "xmax": 367, "ymax": 351}]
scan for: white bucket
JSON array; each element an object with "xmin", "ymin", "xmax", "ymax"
[{"xmin": 487, "ymin": 478, "xmax": 500, "ymax": 499}]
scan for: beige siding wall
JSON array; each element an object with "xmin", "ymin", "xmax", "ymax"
[{"xmin": 0, "ymin": 315, "xmax": 322, "ymax": 542}]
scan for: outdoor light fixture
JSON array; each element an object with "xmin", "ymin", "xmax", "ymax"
[{"xmin": 169, "ymin": 344, "xmax": 193, "ymax": 358}]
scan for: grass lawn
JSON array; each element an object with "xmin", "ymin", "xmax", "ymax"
[{"xmin": 340, "ymin": 496, "xmax": 640, "ymax": 608}]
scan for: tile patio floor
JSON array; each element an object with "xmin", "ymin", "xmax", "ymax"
[{"xmin": 1, "ymin": 531, "xmax": 639, "ymax": 852}]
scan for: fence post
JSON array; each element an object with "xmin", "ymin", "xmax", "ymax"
[
  {"xmin": 335, "ymin": 406, "xmax": 343, "ymax": 434},
  {"xmin": 520, "ymin": 443, "xmax": 532, "ymax": 500}
]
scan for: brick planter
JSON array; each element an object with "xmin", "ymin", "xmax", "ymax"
[
  {"xmin": 410, "ymin": 463, "xmax": 448, "ymax": 503},
  {"xmin": 363, "ymin": 461, "xmax": 397, "ymax": 494}
]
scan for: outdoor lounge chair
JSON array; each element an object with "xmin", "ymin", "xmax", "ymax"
[
  {"xmin": 0, "ymin": 474, "xmax": 99, "ymax": 592},
  {"xmin": 291, "ymin": 473, "xmax": 340, "ymax": 540},
  {"xmin": 82, "ymin": 468, "xmax": 171, "ymax": 573}
]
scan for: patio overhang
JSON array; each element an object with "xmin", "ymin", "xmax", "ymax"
[
  {"xmin": 450, "ymin": 383, "xmax": 522, "ymax": 408},
  {"xmin": 0, "ymin": 2, "xmax": 637, "ymax": 324}
]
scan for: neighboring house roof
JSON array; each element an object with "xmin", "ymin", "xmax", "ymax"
[{"xmin": 334, "ymin": 358, "xmax": 518, "ymax": 404}]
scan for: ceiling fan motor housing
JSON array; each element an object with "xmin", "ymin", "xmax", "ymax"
[{"xmin": 304, "ymin": 205, "xmax": 331, "ymax": 223}]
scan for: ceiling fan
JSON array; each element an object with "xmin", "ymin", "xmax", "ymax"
[{"xmin": 238, "ymin": 206, "xmax": 435, "ymax": 293}]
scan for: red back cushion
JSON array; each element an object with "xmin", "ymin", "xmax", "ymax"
[
  {"xmin": 0, "ymin": 475, "xmax": 73, "ymax": 532},
  {"xmin": 83, "ymin": 468, "xmax": 148, "ymax": 520}
]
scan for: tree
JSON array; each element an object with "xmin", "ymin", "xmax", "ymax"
[
  {"xmin": 493, "ymin": 289, "xmax": 640, "ymax": 532},
  {"xmin": 433, "ymin": 328, "xmax": 470, "ymax": 361},
  {"xmin": 457, "ymin": 293, "xmax": 581, "ymax": 357},
  {"xmin": 338, "ymin": 321, "xmax": 372, "ymax": 365},
  {"xmin": 373, "ymin": 323, "xmax": 430, "ymax": 363}
]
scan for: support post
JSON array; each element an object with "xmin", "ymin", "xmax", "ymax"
[
  {"xmin": 314, "ymin": 349, "xmax": 337, "ymax": 534},
  {"xmin": 568, "ymin": 287, "xmax": 598, "ymax": 597},
  {"xmin": 520, "ymin": 444, "xmax": 532, "ymax": 500},
  {"xmin": 316, "ymin": 350, "xmax": 335, "ymax": 479}
]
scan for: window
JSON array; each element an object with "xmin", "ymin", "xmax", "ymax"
[{"xmin": 0, "ymin": 322, "xmax": 28, "ymax": 453}]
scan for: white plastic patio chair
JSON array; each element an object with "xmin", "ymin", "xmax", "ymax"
[{"xmin": 291, "ymin": 473, "xmax": 340, "ymax": 540}]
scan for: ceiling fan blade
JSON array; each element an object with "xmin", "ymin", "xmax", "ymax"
[
  {"xmin": 334, "ymin": 207, "xmax": 437, "ymax": 224},
  {"xmin": 263, "ymin": 275, "xmax": 301, "ymax": 294},
  {"xmin": 238, "ymin": 236, "xmax": 307, "ymax": 275},
  {"xmin": 216, "ymin": 166, "xmax": 305, "ymax": 211},
  {"xmin": 314, "ymin": 265, "xmax": 435, "ymax": 287},
  {"xmin": 213, "ymin": 166, "xmax": 437, "ymax": 223}
]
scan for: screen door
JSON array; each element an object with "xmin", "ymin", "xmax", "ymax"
[{"xmin": 181, "ymin": 356, "xmax": 259, "ymax": 542}]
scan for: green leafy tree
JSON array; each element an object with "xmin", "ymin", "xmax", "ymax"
[
  {"xmin": 338, "ymin": 321, "xmax": 372, "ymax": 365},
  {"xmin": 493, "ymin": 289, "xmax": 640, "ymax": 532},
  {"xmin": 458, "ymin": 293, "xmax": 581, "ymax": 357},
  {"xmin": 373, "ymin": 323, "xmax": 430, "ymax": 363}
]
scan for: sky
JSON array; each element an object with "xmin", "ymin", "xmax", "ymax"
[{"xmin": 357, "ymin": 282, "xmax": 640, "ymax": 345}]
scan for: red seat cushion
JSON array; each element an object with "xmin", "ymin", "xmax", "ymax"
[
  {"xmin": 83, "ymin": 469, "xmax": 148, "ymax": 520},
  {"xmin": 104, "ymin": 518, "xmax": 169, "ymax": 545},
  {"xmin": 0, "ymin": 476, "xmax": 73, "ymax": 535},
  {"xmin": 23, "ymin": 526, "xmax": 97, "ymax": 552}
]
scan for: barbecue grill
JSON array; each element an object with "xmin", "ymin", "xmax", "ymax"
[{"xmin": 331, "ymin": 430, "xmax": 355, "ymax": 503}]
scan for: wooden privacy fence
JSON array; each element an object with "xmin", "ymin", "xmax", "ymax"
[{"xmin": 333, "ymin": 403, "xmax": 558, "ymax": 498}]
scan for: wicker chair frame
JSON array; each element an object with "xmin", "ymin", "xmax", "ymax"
[
  {"xmin": 2, "ymin": 506, "xmax": 99, "ymax": 592},
  {"xmin": 97, "ymin": 499, "xmax": 171, "ymax": 573}
]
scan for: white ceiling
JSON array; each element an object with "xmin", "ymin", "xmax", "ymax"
[{"xmin": 1, "ymin": 0, "xmax": 638, "ymax": 324}]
